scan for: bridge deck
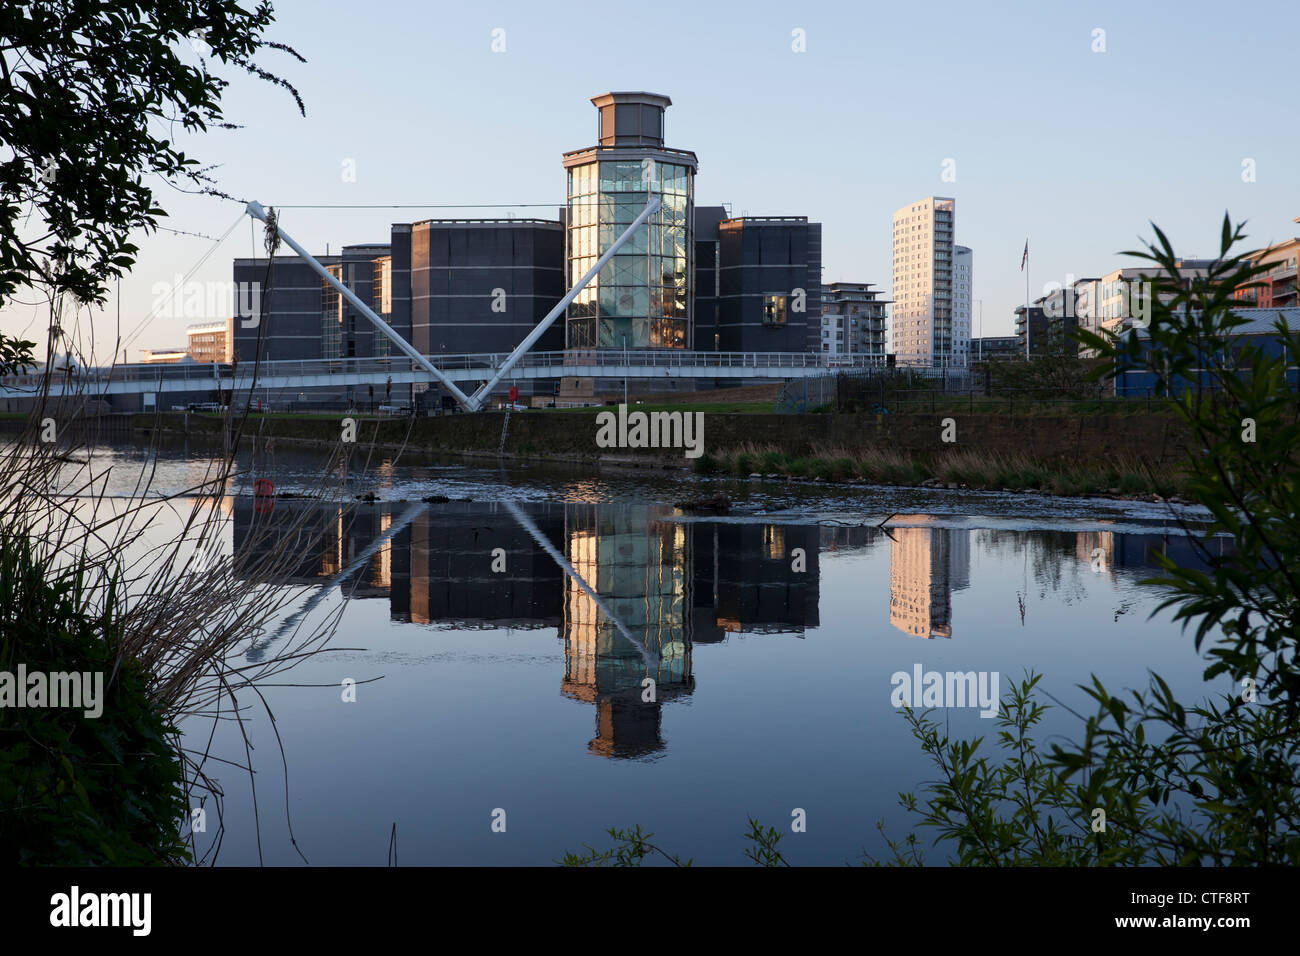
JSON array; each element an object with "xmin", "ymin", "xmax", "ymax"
[{"xmin": 2, "ymin": 350, "xmax": 922, "ymax": 399}]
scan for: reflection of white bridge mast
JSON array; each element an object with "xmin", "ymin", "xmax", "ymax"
[
  {"xmin": 246, "ymin": 197, "xmax": 662, "ymax": 413},
  {"xmin": 245, "ymin": 498, "xmax": 654, "ymax": 669},
  {"xmin": 246, "ymin": 500, "xmax": 425, "ymax": 661},
  {"xmin": 501, "ymin": 498, "xmax": 657, "ymax": 668}
]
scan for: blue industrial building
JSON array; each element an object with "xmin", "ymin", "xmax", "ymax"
[{"xmin": 1113, "ymin": 308, "xmax": 1300, "ymax": 396}]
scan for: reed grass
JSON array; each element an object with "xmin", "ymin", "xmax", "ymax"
[
  {"xmin": 693, "ymin": 440, "xmax": 1187, "ymax": 498},
  {"xmin": 1, "ymin": 284, "xmax": 421, "ymax": 863}
]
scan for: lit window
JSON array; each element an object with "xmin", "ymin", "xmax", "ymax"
[{"xmin": 762, "ymin": 295, "xmax": 787, "ymax": 326}]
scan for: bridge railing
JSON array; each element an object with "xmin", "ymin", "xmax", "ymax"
[
  {"xmin": 3, "ymin": 350, "xmax": 905, "ymax": 394},
  {"xmin": 235, "ymin": 351, "xmax": 891, "ymax": 376},
  {"xmin": 0, "ymin": 361, "xmax": 233, "ymax": 394}
]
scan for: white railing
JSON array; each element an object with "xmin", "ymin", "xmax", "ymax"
[{"xmin": 0, "ymin": 350, "xmax": 913, "ymax": 397}]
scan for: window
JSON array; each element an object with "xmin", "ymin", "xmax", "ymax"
[
  {"xmin": 762, "ymin": 294, "xmax": 787, "ymax": 326},
  {"xmin": 321, "ymin": 273, "xmax": 342, "ymax": 359}
]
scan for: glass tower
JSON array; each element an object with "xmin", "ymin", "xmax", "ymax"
[{"xmin": 563, "ymin": 93, "xmax": 697, "ymax": 350}]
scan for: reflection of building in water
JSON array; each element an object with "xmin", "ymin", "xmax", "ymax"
[
  {"xmin": 1075, "ymin": 528, "xmax": 1233, "ymax": 575},
  {"xmin": 233, "ymin": 498, "xmax": 390, "ymax": 592},
  {"xmin": 231, "ymin": 500, "xmax": 827, "ymax": 757},
  {"xmin": 889, "ymin": 526, "xmax": 970, "ymax": 638},
  {"xmin": 818, "ymin": 525, "xmax": 881, "ymax": 555},
  {"xmin": 561, "ymin": 504, "xmax": 693, "ymax": 759},
  {"xmin": 690, "ymin": 523, "xmax": 821, "ymax": 642},
  {"xmin": 1076, "ymin": 530, "xmax": 1115, "ymax": 572},
  {"xmin": 392, "ymin": 503, "xmax": 565, "ymax": 628}
]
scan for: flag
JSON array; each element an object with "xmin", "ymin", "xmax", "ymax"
[{"xmin": 1020, "ymin": 239, "xmax": 1028, "ymax": 272}]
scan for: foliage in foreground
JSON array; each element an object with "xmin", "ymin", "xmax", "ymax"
[
  {"xmin": 559, "ymin": 818, "xmax": 790, "ymax": 867},
  {"xmin": 878, "ymin": 217, "xmax": 1300, "ymax": 865},
  {"xmin": 0, "ymin": 533, "xmax": 189, "ymax": 865},
  {"xmin": 1, "ymin": 4, "xmax": 364, "ymax": 865},
  {"xmin": 0, "ymin": 0, "xmax": 304, "ymax": 310}
]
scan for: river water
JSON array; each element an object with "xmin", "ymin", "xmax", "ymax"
[{"xmin": 78, "ymin": 440, "xmax": 1233, "ymax": 865}]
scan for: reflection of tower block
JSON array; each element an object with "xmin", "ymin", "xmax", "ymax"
[{"xmin": 889, "ymin": 526, "xmax": 956, "ymax": 639}]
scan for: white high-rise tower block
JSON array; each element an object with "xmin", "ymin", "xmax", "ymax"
[
  {"xmin": 953, "ymin": 245, "xmax": 972, "ymax": 368},
  {"xmin": 891, "ymin": 197, "xmax": 967, "ymax": 368}
]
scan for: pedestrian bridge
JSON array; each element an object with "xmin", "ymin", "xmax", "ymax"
[{"xmin": 1, "ymin": 350, "xmax": 904, "ymax": 400}]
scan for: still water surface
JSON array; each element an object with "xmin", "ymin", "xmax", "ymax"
[{"xmin": 87, "ymin": 441, "xmax": 1232, "ymax": 865}]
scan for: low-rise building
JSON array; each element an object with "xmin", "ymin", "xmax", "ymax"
[
  {"xmin": 973, "ymin": 336, "xmax": 1020, "ymax": 361},
  {"xmin": 1235, "ymin": 238, "xmax": 1299, "ymax": 308},
  {"xmin": 1097, "ymin": 259, "xmax": 1223, "ymax": 338},
  {"xmin": 139, "ymin": 348, "xmax": 187, "ymax": 364},
  {"xmin": 820, "ymin": 281, "xmax": 889, "ymax": 359},
  {"xmin": 186, "ymin": 320, "xmax": 231, "ymax": 363}
]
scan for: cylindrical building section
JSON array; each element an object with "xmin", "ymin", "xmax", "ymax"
[{"xmin": 562, "ymin": 92, "xmax": 697, "ymax": 350}]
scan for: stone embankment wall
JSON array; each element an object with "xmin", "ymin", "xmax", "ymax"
[{"xmin": 137, "ymin": 410, "xmax": 1192, "ymax": 469}]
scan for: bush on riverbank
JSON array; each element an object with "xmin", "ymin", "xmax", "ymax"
[{"xmin": 0, "ymin": 532, "xmax": 189, "ymax": 865}]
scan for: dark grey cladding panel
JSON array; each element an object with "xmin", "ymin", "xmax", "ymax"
[
  {"xmin": 421, "ymin": 270, "xmax": 563, "ymax": 298},
  {"xmin": 390, "ymin": 225, "xmax": 412, "ymax": 340},
  {"xmin": 714, "ymin": 219, "xmax": 822, "ymax": 352},
  {"xmin": 805, "ymin": 223, "xmax": 823, "ymax": 351},
  {"xmin": 336, "ymin": 259, "xmax": 377, "ymax": 359},
  {"xmin": 418, "ymin": 222, "xmax": 564, "ymax": 269},
  {"xmin": 693, "ymin": 237, "xmax": 720, "ymax": 351},
  {"xmin": 232, "ymin": 258, "xmax": 336, "ymax": 363},
  {"xmin": 409, "ymin": 221, "xmax": 565, "ymax": 354},
  {"xmin": 695, "ymin": 206, "xmax": 727, "ymax": 241}
]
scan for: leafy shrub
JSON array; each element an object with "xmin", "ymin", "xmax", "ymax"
[
  {"xmin": 881, "ymin": 217, "xmax": 1300, "ymax": 865},
  {"xmin": 0, "ymin": 534, "xmax": 189, "ymax": 865}
]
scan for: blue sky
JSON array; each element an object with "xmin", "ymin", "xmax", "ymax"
[{"xmin": 6, "ymin": 0, "xmax": 1298, "ymax": 355}]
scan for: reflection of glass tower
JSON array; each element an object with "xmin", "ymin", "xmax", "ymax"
[
  {"xmin": 561, "ymin": 504, "xmax": 693, "ymax": 758},
  {"xmin": 563, "ymin": 93, "xmax": 697, "ymax": 350},
  {"xmin": 889, "ymin": 526, "xmax": 970, "ymax": 638}
]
